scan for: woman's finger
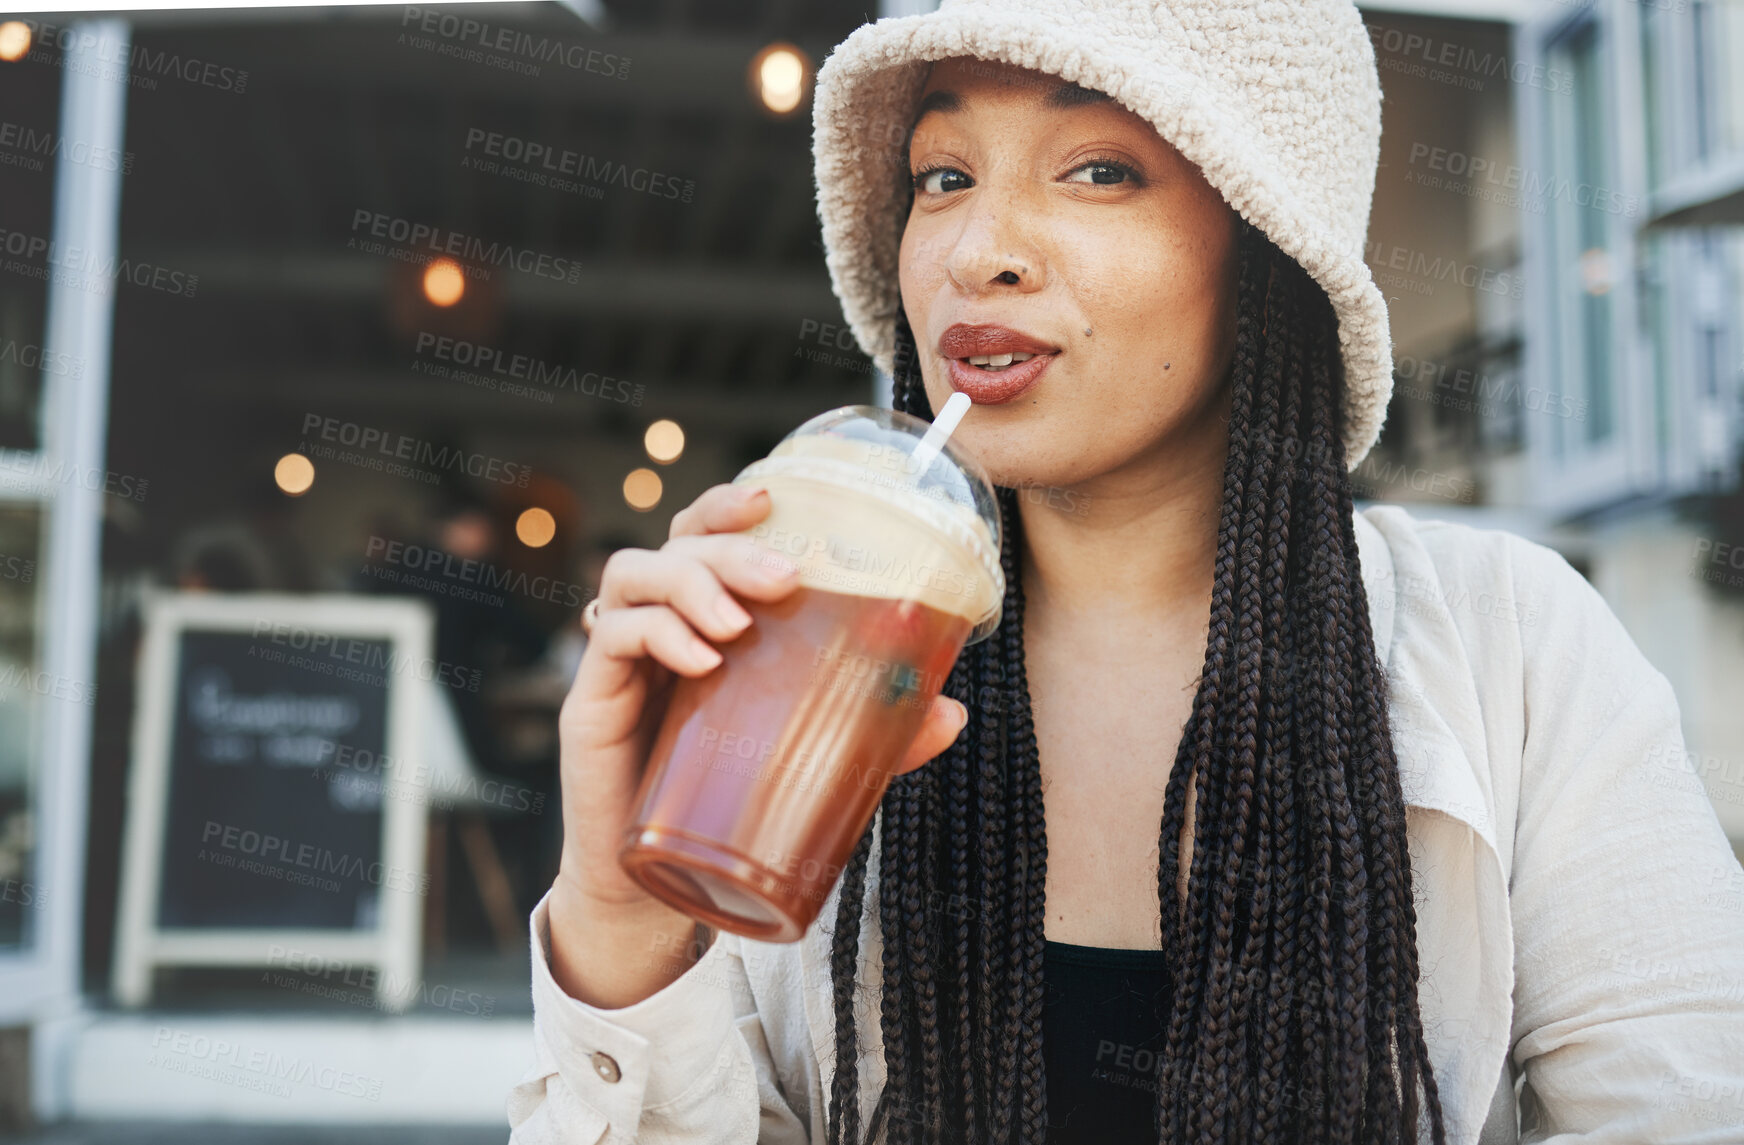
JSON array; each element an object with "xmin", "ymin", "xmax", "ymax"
[
  {"xmin": 597, "ymin": 546, "xmax": 750, "ymax": 644},
  {"xmin": 597, "ymin": 538, "xmax": 800, "ymax": 643},
  {"xmin": 585, "ymin": 603, "xmax": 724, "ymax": 679},
  {"xmin": 891, "ymin": 696, "xmax": 969, "ymax": 776},
  {"xmin": 667, "ymin": 482, "xmax": 771, "ymax": 541}
]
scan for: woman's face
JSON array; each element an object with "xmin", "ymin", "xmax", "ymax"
[{"xmin": 899, "ymin": 57, "xmax": 1242, "ymax": 495}]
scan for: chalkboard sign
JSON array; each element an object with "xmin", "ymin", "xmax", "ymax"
[
  {"xmin": 157, "ymin": 629, "xmax": 392, "ymax": 930},
  {"xmin": 114, "ymin": 593, "xmax": 434, "ymax": 1012}
]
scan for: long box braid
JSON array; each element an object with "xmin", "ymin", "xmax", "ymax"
[{"xmin": 824, "ymin": 221, "xmax": 1447, "ymax": 1145}]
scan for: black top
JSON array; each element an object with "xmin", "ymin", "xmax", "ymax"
[{"xmin": 1042, "ymin": 939, "xmax": 1170, "ymax": 1144}]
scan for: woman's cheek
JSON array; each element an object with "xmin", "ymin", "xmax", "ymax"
[{"xmin": 899, "ymin": 223, "xmax": 955, "ymax": 292}]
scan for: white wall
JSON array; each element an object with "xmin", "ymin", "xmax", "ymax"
[{"xmin": 1587, "ymin": 512, "xmax": 1744, "ymax": 848}]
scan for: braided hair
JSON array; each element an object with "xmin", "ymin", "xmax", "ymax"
[{"xmin": 822, "ymin": 220, "xmax": 1447, "ymax": 1145}]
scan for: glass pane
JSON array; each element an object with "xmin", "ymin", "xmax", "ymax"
[
  {"xmin": 0, "ymin": 503, "xmax": 44, "ymax": 951},
  {"xmin": 1646, "ymin": 232, "xmax": 1673, "ymax": 459},
  {"xmin": 1558, "ymin": 21, "xmax": 1617, "ymax": 447},
  {"xmin": 0, "ymin": 45, "xmax": 60, "ymax": 454},
  {"xmin": 1640, "ymin": 5, "xmax": 1666, "ymax": 192},
  {"xmin": 1708, "ymin": 0, "xmax": 1744, "ymax": 162},
  {"xmin": 1693, "ymin": 1, "xmax": 1714, "ymax": 162}
]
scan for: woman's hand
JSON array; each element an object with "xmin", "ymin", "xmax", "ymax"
[{"xmin": 546, "ymin": 482, "xmax": 967, "ymax": 1007}]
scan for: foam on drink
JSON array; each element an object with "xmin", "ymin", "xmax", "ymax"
[{"xmin": 736, "ymin": 416, "xmax": 1001, "ymax": 633}]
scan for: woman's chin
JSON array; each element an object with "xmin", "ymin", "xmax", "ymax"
[
  {"xmin": 978, "ymin": 458, "xmax": 1069, "ymax": 498},
  {"xmin": 940, "ymin": 423, "xmax": 1047, "ymax": 490}
]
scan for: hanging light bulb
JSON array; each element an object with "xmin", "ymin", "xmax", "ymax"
[
  {"xmin": 623, "ymin": 468, "xmax": 663, "ymax": 511},
  {"xmin": 0, "ymin": 22, "xmax": 32, "ymax": 63},
  {"xmin": 516, "ymin": 507, "xmax": 557, "ymax": 548},
  {"xmin": 423, "ymin": 258, "xmax": 466, "ymax": 307},
  {"xmin": 750, "ymin": 42, "xmax": 810, "ymax": 116},
  {"xmin": 274, "ymin": 453, "xmax": 315, "ymax": 496},
  {"xmin": 644, "ymin": 419, "xmax": 684, "ymax": 464}
]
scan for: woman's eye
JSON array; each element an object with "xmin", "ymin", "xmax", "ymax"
[
  {"xmin": 1065, "ymin": 161, "xmax": 1135, "ymax": 186},
  {"xmin": 913, "ymin": 167, "xmax": 972, "ymax": 194}
]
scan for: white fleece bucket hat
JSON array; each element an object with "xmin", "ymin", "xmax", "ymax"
[{"xmin": 811, "ymin": 0, "xmax": 1393, "ymax": 470}]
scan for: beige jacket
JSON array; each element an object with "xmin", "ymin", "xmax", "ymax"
[{"xmin": 507, "ymin": 504, "xmax": 1744, "ymax": 1144}]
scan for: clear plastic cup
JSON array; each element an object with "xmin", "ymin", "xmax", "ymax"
[{"xmin": 618, "ymin": 404, "xmax": 1004, "ymax": 942}]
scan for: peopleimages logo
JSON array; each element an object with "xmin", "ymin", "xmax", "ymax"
[
  {"xmin": 1691, "ymin": 537, "xmax": 1744, "ymax": 591},
  {"xmin": 0, "ymin": 552, "xmax": 35, "ymax": 583},
  {"xmin": 1365, "ymin": 23, "xmax": 1572, "ymax": 94},
  {"xmin": 0, "ymin": 226, "xmax": 198, "ymax": 298},
  {"xmin": 413, "ymin": 332, "xmax": 643, "ymax": 406},
  {"xmin": 0, "ymin": 878, "xmax": 47, "ymax": 911},
  {"xmin": 747, "ymin": 520, "xmax": 981, "ymax": 599},
  {"xmin": 1364, "ymin": 240, "xmax": 1521, "ymax": 300},
  {"xmin": 365, "ymin": 535, "xmax": 589, "ymax": 608},
  {"xmin": 462, "ymin": 129, "xmax": 695, "ymax": 202},
  {"xmin": 149, "ymin": 1026, "xmax": 382, "ymax": 1102},
  {"xmin": 199, "ymin": 819, "xmax": 430, "ymax": 896},
  {"xmin": 0, "ymin": 121, "xmax": 134, "ymax": 176},
  {"xmin": 348, "ymin": 210, "xmax": 583, "ymax": 285},
  {"xmin": 266, "ymin": 945, "xmax": 498, "ymax": 1017},
  {"xmin": 299, "ymin": 413, "xmax": 532, "ymax": 487},
  {"xmin": 0, "ymin": 337, "xmax": 82, "ymax": 379},
  {"xmin": 0, "ymin": 451, "xmax": 149, "ymax": 502},
  {"xmin": 313, "ymin": 736, "xmax": 547, "ymax": 816},
  {"xmin": 21, "ymin": 20, "xmax": 250, "ymax": 94},
  {"xmin": 1406, "ymin": 143, "xmax": 1640, "ymax": 219},
  {"xmin": 0, "ymin": 666, "xmax": 97, "ymax": 706},
  {"xmin": 1393, "ymin": 354, "xmax": 1588, "ymax": 423},
  {"xmin": 399, "ymin": 7, "xmax": 630, "ymax": 79},
  {"xmin": 250, "ymin": 619, "xmax": 484, "ymax": 693}
]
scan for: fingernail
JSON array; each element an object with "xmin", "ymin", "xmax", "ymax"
[
  {"xmin": 733, "ymin": 484, "xmax": 765, "ymax": 503},
  {"xmin": 763, "ymin": 555, "xmax": 800, "ymax": 579},
  {"xmin": 692, "ymin": 640, "xmax": 723, "ymax": 669},
  {"xmin": 715, "ymin": 594, "xmax": 752, "ymax": 630}
]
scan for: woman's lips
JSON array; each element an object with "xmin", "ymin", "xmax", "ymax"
[
  {"xmin": 938, "ymin": 323, "xmax": 1058, "ymax": 404},
  {"xmin": 945, "ymin": 352, "xmax": 1055, "ymax": 403}
]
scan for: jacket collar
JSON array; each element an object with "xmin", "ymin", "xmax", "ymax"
[
  {"xmin": 1353, "ymin": 505, "xmax": 1396, "ymax": 670},
  {"xmin": 1353, "ymin": 505, "xmax": 1500, "ymax": 854}
]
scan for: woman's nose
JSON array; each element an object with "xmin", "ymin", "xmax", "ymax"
[{"xmin": 939, "ymin": 194, "xmax": 1047, "ymax": 296}]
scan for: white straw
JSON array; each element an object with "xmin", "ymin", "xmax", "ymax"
[{"xmin": 909, "ymin": 391, "xmax": 972, "ymax": 479}]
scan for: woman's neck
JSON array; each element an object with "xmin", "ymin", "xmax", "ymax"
[
  {"xmin": 1015, "ymin": 434, "xmax": 1226, "ymax": 931},
  {"xmin": 1016, "ymin": 437, "xmax": 1226, "ymax": 635}
]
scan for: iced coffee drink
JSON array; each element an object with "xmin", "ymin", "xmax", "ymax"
[{"xmin": 619, "ymin": 403, "xmax": 1003, "ymax": 942}]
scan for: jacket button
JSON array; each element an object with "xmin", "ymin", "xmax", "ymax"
[{"xmin": 591, "ymin": 1051, "xmax": 621, "ymax": 1083}]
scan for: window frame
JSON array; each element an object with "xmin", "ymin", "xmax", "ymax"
[{"xmin": 1518, "ymin": 1, "xmax": 1659, "ymax": 516}]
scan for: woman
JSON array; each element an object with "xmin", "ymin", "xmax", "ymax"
[{"xmin": 508, "ymin": 1, "xmax": 1744, "ymax": 1142}]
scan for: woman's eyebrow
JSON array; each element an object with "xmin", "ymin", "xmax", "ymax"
[
  {"xmin": 913, "ymin": 89, "xmax": 961, "ymax": 124},
  {"xmin": 911, "ymin": 80, "xmax": 1107, "ymax": 130}
]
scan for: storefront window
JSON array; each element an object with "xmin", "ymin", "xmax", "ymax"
[
  {"xmin": 0, "ymin": 54, "xmax": 55, "ymax": 455},
  {"xmin": 1689, "ymin": 0, "xmax": 1744, "ymax": 164},
  {"xmin": 0, "ymin": 54, "xmax": 59, "ymax": 955},
  {"xmin": 1641, "ymin": 3, "xmax": 1668, "ymax": 193},
  {"xmin": 1547, "ymin": 18, "xmax": 1617, "ymax": 453},
  {"xmin": 0, "ymin": 503, "xmax": 43, "ymax": 952}
]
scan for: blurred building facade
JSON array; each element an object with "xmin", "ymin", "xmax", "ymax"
[
  {"xmin": 1356, "ymin": 0, "xmax": 1744, "ymax": 844},
  {"xmin": 0, "ymin": 0, "xmax": 1741, "ymax": 1134}
]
